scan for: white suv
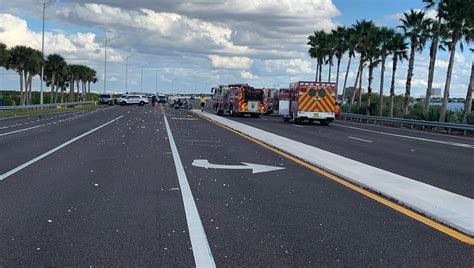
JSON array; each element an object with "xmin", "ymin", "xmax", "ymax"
[{"xmin": 118, "ymin": 95, "xmax": 149, "ymax": 106}]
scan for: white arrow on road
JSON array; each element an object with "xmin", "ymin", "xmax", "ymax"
[{"xmin": 192, "ymin": 159, "xmax": 285, "ymax": 174}]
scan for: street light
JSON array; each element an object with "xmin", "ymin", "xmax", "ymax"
[
  {"xmin": 103, "ymin": 35, "xmax": 121, "ymax": 93},
  {"xmin": 125, "ymin": 53, "xmax": 137, "ymax": 93},
  {"xmin": 40, "ymin": 0, "xmax": 56, "ymax": 106},
  {"xmin": 155, "ymin": 70, "xmax": 159, "ymax": 93},
  {"xmin": 140, "ymin": 63, "xmax": 148, "ymax": 94}
]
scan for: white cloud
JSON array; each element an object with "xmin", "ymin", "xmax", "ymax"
[
  {"xmin": 208, "ymin": 55, "xmax": 253, "ymax": 69},
  {"xmin": 240, "ymin": 70, "xmax": 256, "ymax": 79},
  {"xmin": 264, "ymin": 59, "xmax": 314, "ymax": 75},
  {"xmin": 0, "ymin": 13, "xmax": 122, "ymax": 63}
]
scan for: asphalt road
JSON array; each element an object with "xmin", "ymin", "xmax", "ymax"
[
  {"xmin": 214, "ymin": 109, "xmax": 474, "ymax": 198},
  {"xmin": 0, "ymin": 104, "xmax": 472, "ymax": 266}
]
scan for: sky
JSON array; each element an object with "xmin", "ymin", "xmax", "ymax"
[{"xmin": 0, "ymin": 0, "xmax": 472, "ymax": 97}]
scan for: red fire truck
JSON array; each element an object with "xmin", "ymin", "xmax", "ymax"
[
  {"xmin": 212, "ymin": 84, "xmax": 266, "ymax": 117},
  {"xmin": 262, "ymin": 88, "xmax": 278, "ymax": 115},
  {"xmin": 280, "ymin": 81, "xmax": 337, "ymax": 125}
]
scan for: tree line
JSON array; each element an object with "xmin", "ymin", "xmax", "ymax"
[
  {"xmin": 0, "ymin": 43, "xmax": 97, "ymax": 105},
  {"xmin": 307, "ymin": 0, "xmax": 472, "ymax": 124}
]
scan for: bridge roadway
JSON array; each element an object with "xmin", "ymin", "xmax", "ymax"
[{"xmin": 0, "ymin": 104, "xmax": 472, "ymax": 266}]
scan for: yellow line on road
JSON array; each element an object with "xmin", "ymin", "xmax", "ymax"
[{"xmin": 194, "ymin": 111, "xmax": 474, "ymax": 245}]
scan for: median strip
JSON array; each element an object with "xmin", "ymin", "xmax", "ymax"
[{"xmin": 192, "ymin": 110, "xmax": 474, "ymax": 242}]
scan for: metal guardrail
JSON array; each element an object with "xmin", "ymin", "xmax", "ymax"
[
  {"xmin": 0, "ymin": 101, "xmax": 96, "ymax": 111},
  {"xmin": 340, "ymin": 113, "xmax": 474, "ymax": 136}
]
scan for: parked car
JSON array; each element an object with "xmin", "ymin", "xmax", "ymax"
[
  {"xmin": 157, "ymin": 94, "xmax": 168, "ymax": 103},
  {"xmin": 118, "ymin": 95, "xmax": 149, "ymax": 106},
  {"xmin": 98, "ymin": 94, "xmax": 113, "ymax": 104}
]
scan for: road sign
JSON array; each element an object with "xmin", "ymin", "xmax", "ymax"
[{"xmin": 192, "ymin": 159, "xmax": 285, "ymax": 174}]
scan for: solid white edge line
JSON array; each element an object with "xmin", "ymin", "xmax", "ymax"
[
  {"xmin": 348, "ymin": 136, "xmax": 374, "ymax": 143},
  {"xmin": 162, "ymin": 106, "xmax": 215, "ymax": 268},
  {"xmin": 0, "ymin": 124, "xmax": 43, "ymax": 137},
  {"xmin": 0, "ymin": 115, "xmax": 124, "ymax": 181}
]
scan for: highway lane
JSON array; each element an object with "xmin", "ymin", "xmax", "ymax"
[
  {"xmin": 0, "ymin": 106, "xmax": 112, "ymax": 129},
  {"xmin": 0, "ymin": 105, "xmax": 194, "ymax": 266},
  {"xmin": 0, "ymin": 106, "xmax": 125, "ymax": 174},
  {"xmin": 221, "ymin": 112, "xmax": 474, "ymax": 198},
  {"xmin": 0, "ymin": 104, "xmax": 472, "ymax": 266},
  {"xmin": 167, "ymin": 106, "xmax": 471, "ymax": 266}
]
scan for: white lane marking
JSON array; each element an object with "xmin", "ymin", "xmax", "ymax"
[
  {"xmin": 0, "ymin": 125, "xmax": 43, "ymax": 137},
  {"xmin": 335, "ymin": 124, "xmax": 474, "ymax": 149},
  {"xmin": 192, "ymin": 159, "xmax": 285, "ymax": 174},
  {"xmin": 0, "ymin": 115, "xmax": 123, "ymax": 181},
  {"xmin": 348, "ymin": 136, "xmax": 373, "ymax": 143},
  {"xmin": 291, "ymin": 124, "xmax": 303, "ymax": 128},
  {"xmin": 261, "ymin": 118, "xmax": 268, "ymax": 121},
  {"xmin": 162, "ymin": 106, "xmax": 215, "ymax": 268}
]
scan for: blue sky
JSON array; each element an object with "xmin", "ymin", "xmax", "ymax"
[{"xmin": 0, "ymin": 0, "xmax": 472, "ymax": 98}]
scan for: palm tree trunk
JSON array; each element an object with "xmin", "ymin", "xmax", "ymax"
[
  {"xmin": 328, "ymin": 60, "xmax": 332, "ymax": 82},
  {"xmin": 439, "ymin": 43, "xmax": 457, "ymax": 122},
  {"xmin": 61, "ymin": 84, "xmax": 64, "ymax": 103},
  {"xmin": 341, "ymin": 55, "xmax": 352, "ymax": 105},
  {"xmin": 378, "ymin": 55, "xmax": 386, "ymax": 116},
  {"xmin": 77, "ymin": 80, "xmax": 80, "ymax": 101},
  {"xmin": 335, "ymin": 57, "xmax": 341, "ymax": 102},
  {"xmin": 358, "ymin": 66, "xmax": 364, "ymax": 109},
  {"xmin": 19, "ymin": 70, "xmax": 24, "ymax": 105},
  {"xmin": 69, "ymin": 79, "xmax": 74, "ymax": 102},
  {"xmin": 27, "ymin": 73, "xmax": 33, "ymax": 105},
  {"xmin": 367, "ymin": 62, "xmax": 374, "ymax": 115},
  {"xmin": 315, "ymin": 61, "xmax": 319, "ymax": 81},
  {"xmin": 318, "ymin": 60, "xmax": 322, "ymax": 82},
  {"xmin": 350, "ymin": 57, "xmax": 363, "ymax": 106},
  {"xmin": 389, "ymin": 57, "xmax": 398, "ymax": 117},
  {"xmin": 404, "ymin": 44, "xmax": 416, "ymax": 115},
  {"xmin": 424, "ymin": 15, "xmax": 442, "ymax": 116},
  {"xmin": 462, "ymin": 62, "xmax": 473, "ymax": 124},
  {"xmin": 88, "ymin": 81, "xmax": 91, "ymax": 101},
  {"xmin": 50, "ymin": 72, "xmax": 56, "ymax": 104},
  {"xmin": 55, "ymin": 80, "xmax": 59, "ymax": 103}
]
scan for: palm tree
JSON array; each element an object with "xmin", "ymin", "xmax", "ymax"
[
  {"xmin": 68, "ymin": 64, "xmax": 81, "ymax": 102},
  {"xmin": 44, "ymin": 54, "xmax": 67, "ymax": 104},
  {"xmin": 7, "ymin": 46, "xmax": 29, "ymax": 105},
  {"xmin": 350, "ymin": 20, "xmax": 375, "ymax": 107},
  {"xmin": 0, "ymin": 42, "xmax": 9, "ymax": 69},
  {"xmin": 423, "ymin": 0, "xmax": 445, "ymax": 116},
  {"xmin": 308, "ymin": 30, "xmax": 328, "ymax": 82},
  {"xmin": 438, "ymin": 0, "xmax": 472, "ymax": 122},
  {"xmin": 377, "ymin": 27, "xmax": 395, "ymax": 116},
  {"xmin": 387, "ymin": 33, "xmax": 409, "ymax": 117},
  {"xmin": 56, "ymin": 64, "xmax": 71, "ymax": 103},
  {"xmin": 24, "ymin": 48, "xmax": 43, "ymax": 105},
  {"xmin": 341, "ymin": 28, "xmax": 357, "ymax": 105},
  {"xmin": 86, "ymin": 67, "xmax": 97, "ymax": 101},
  {"xmin": 399, "ymin": 10, "xmax": 430, "ymax": 115},
  {"xmin": 365, "ymin": 26, "xmax": 382, "ymax": 114},
  {"xmin": 463, "ymin": 62, "xmax": 473, "ymax": 124},
  {"xmin": 325, "ymin": 33, "xmax": 336, "ymax": 82},
  {"xmin": 331, "ymin": 26, "xmax": 348, "ymax": 97}
]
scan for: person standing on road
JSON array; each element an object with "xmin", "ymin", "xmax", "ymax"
[
  {"xmin": 199, "ymin": 95, "xmax": 206, "ymax": 112},
  {"xmin": 151, "ymin": 95, "xmax": 157, "ymax": 106}
]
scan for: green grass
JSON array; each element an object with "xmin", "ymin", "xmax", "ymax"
[{"xmin": 0, "ymin": 103, "xmax": 106, "ymax": 118}]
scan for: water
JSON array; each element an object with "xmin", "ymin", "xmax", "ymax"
[{"xmin": 430, "ymin": 102, "xmax": 465, "ymax": 111}]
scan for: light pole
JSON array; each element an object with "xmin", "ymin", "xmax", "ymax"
[
  {"xmin": 155, "ymin": 70, "xmax": 159, "ymax": 93},
  {"xmin": 103, "ymin": 35, "xmax": 121, "ymax": 93},
  {"xmin": 140, "ymin": 64, "xmax": 148, "ymax": 94},
  {"xmin": 125, "ymin": 53, "xmax": 137, "ymax": 93},
  {"xmin": 40, "ymin": 0, "xmax": 56, "ymax": 106}
]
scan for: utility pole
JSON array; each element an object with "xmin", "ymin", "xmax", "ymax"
[
  {"xmin": 40, "ymin": 0, "xmax": 56, "ymax": 106},
  {"xmin": 125, "ymin": 53, "xmax": 136, "ymax": 93},
  {"xmin": 103, "ymin": 35, "xmax": 121, "ymax": 93}
]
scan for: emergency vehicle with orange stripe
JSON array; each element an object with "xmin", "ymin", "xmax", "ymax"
[
  {"xmin": 211, "ymin": 84, "xmax": 266, "ymax": 117},
  {"xmin": 280, "ymin": 81, "xmax": 337, "ymax": 125}
]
